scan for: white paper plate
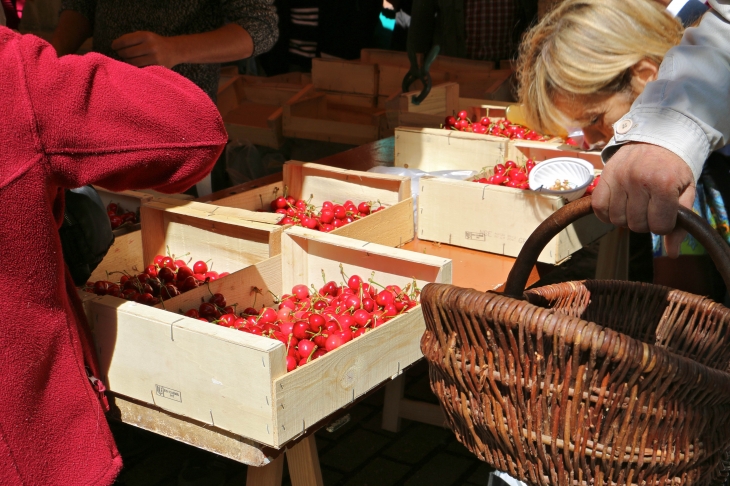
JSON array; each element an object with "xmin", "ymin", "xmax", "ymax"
[{"xmin": 528, "ymin": 157, "xmax": 595, "ymax": 201}]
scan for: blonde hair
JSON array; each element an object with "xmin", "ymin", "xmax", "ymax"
[{"xmin": 517, "ymin": 0, "xmax": 683, "ymax": 135}]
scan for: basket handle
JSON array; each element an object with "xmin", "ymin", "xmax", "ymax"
[{"xmin": 503, "ymin": 195, "xmax": 730, "ymax": 297}]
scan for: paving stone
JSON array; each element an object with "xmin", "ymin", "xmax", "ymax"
[
  {"xmin": 402, "ymin": 453, "xmax": 474, "ymax": 486},
  {"xmin": 321, "ymin": 404, "xmax": 377, "ymax": 440},
  {"xmin": 404, "ymin": 374, "xmax": 440, "ymax": 404},
  {"xmin": 467, "ymin": 463, "xmax": 497, "ymax": 486},
  {"xmin": 446, "ymin": 437, "xmax": 478, "ymax": 458},
  {"xmin": 320, "ymin": 429, "xmax": 391, "ymax": 473},
  {"xmin": 115, "ymin": 440, "xmax": 189, "ymax": 486},
  {"xmin": 382, "ymin": 423, "xmax": 452, "ymax": 464},
  {"xmin": 342, "ymin": 457, "xmax": 412, "ymax": 486}
]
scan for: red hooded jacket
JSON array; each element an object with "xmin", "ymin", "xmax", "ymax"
[{"xmin": 0, "ymin": 27, "xmax": 227, "ymax": 484}]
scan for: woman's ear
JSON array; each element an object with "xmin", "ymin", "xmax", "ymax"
[{"xmin": 630, "ymin": 59, "xmax": 660, "ymax": 93}]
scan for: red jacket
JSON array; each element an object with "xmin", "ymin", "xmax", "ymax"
[{"xmin": 0, "ymin": 27, "xmax": 227, "ymax": 485}]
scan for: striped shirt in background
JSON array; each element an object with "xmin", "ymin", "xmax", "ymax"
[{"xmin": 289, "ymin": 1, "xmax": 318, "ymax": 65}]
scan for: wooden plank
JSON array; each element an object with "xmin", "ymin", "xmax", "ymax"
[
  {"xmin": 90, "ymin": 230, "xmax": 143, "ymax": 282},
  {"xmin": 417, "ymin": 176, "xmax": 611, "ymax": 263},
  {"xmin": 219, "ymin": 77, "xmax": 302, "ymax": 148},
  {"xmin": 87, "ymin": 293, "xmax": 287, "ymax": 446},
  {"xmin": 595, "ymin": 226, "xmax": 629, "ymax": 280},
  {"xmin": 247, "ymin": 453, "xmax": 285, "ymax": 486},
  {"xmin": 331, "ymin": 199, "xmax": 415, "ymax": 248},
  {"xmin": 325, "ymin": 92, "xmax": 378, "ymax": 108},
  {"xmin": 108, "ymin": 395, "xmax": 274, "ymax": 467},
  {"xmin": 284, "ymin": 115, "xmax": 380, "ymax": 146},
  {"xmin": 381, "ymin": 375, "xmax": 405, "ymax": 432},
  {"xmin": 283, "ymin": 161, "xmax": 410, "ymax": 206},
  {"xmin": 404, "ymin": 83, "xmax": 459, "ymax": 115},
  {"xmin": 398, "ymin": 399, "xmax": 447, "ymax": 428},
  {"xmin": 394, "ymin": 127, "xmax": 508, "ymax": 172},
  {"xmin": 210, "ymin": 181, "xmax": 282, "ymax": 213},
  {"xmin": 140, "ymin": 199, "xmax": 283, "ymax": 274},
  {"xmin": 286, "ymin": 435, "xmax": 324, "ymax": 486},
  {"xmin": 508, "ymin": 140, "xmax": 603, "ymax": 170},
  {"xmin": 159, "ymin": 254, "xmax": 282, "ymax": 318},
  {"xmin": 311, "ymin": 58, "xmax": 378, "ymax": 95},
  {"xmin": 280, "ymin": 226, "xmax": 451, "ymax": 290}
]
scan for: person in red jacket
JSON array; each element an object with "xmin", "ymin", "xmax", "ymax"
[{"xmin": 0, "ymin": 24, "xmax": 227, "ymax": 485}]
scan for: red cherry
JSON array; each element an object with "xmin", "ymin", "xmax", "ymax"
[
  {"xmin": 209, "ymin": 293, "xmax": 227, "ymax": 308},
  {"xmin": 145, "ymin": 265, "xmax": 158, "ymax": 278},
  {"xmin": 457, "ymin": 110, "xmax": 468, "ymax": 120},
  {"xmin": 158, "ymin": 267, "xmax": 175, "ymax": 283},
  {"xmin": 176, "ymin": 266, "xmax": 194, "ymax": 281},
  {"xmin": 333, "ymin": 205, "xmax": 347, "ymax": 219},
  {"xmin": 325, "ymin": 334, "xmax": 344, "ymax": 352},
  {"xmin": 274, "ymin": 196, "xmax": 288, "ymax": 209},
  {"xmin": 193, "ymin": 261, "xmax": 208, "ymax": 274},
  {"xmin": 109, "ymin": 215, "xmax": 122, "ymax": 229},
  {"xmin": 184, "ymin": 309, "xmax": 200, "ymax": 319},
  {"xmin": 258, "ymin": 307, "xmax": 277, "ymax": 324},
  {"xmin": 286, "ymin": 356, "xmax": 297, "ymax": 372}
]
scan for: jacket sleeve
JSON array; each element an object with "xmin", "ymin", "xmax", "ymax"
[
  {"xmin": 17, "ymin": 33, "xmax": 228, "ymax": 194},
  {"xmin": 224, "ymin": 0, "xmax": 279, "ymax": 57},
  {"xmin": 602, "ymin": 2, "xmax": 730, "ymax": 182}
]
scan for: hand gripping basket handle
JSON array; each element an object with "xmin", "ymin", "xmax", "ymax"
[{"xmin": 503, "ymin": 195, "xmax": 730, "ymax": 297}]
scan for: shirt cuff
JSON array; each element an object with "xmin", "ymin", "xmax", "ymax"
[{"xmin": 601, "ymin": 106, "xmax": 709, "ymax": 182}]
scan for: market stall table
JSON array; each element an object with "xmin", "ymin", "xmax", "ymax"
[{"xmin": 109, "ymin": 137, "xmax": 624, "ymax": 486}]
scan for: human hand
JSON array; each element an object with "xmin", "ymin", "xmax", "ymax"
[
  {"xmin": 111, "ymin": 31, "xmax": 181, "ymax": 68},
  {"xmin": 592, "ymin": 143, "xmax": 696, "ymax": 258}
]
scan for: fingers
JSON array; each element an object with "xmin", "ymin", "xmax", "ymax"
[
  {"xmin": 591, "ymin": 176, "xmax": 611, "ymax": 224},
  {"xmin": 122, "ymin": 55, "xmax": 158, "ymax": 68},
  {"xmin": 111, "ymin": 32, "xmax": 147, "ymax": 51},
  {"xmin": 662, "ymin": 184, "xmax": 697, "ymax": 258}
]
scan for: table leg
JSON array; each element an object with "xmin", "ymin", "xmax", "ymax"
[
  {"xmin": 286, "ymin": 435, "xmax": 324, "ymax": 486},
  {"xmin": 595, "ymin": 226, "xmax": 630, "ymax": 280},
  {"xmin": 381, "ymin": 374, "xmax": 406, "ymax": 432},
  {"xmin": 246, "ymin": 453, "xmax": 285, "ymax": 486}
]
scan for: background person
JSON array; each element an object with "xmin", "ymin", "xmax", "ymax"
[{"xmin": 51, "ymin": 0, "xmax": 279, "ymax": 101}]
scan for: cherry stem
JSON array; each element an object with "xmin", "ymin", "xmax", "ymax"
[
  {"xmin": 267, "ymin": 289, "xmax": 281, "ymax": 304},
  {"xmin": 339, "ymin": 263, "xmax": 349, "ymax": 283}
]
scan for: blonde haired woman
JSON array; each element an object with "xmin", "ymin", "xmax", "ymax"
[{"xmin": 517, "ymin": 0, "xmax": 730, "ymax": 297}]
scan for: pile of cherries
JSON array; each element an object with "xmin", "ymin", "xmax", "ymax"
[
  {"xmin": 272, "ymin": 195, "xmax": 384, "ymax": 232},
  {"xmin": 472, "ymin": 159, "xmax": 535, "ymax": 190},
  {"xmin": 106, "ymin": 202, "xmax": 138, "ymax": 230},
  {"xmin": 443, "ymin": 111, "xmax": 548, "ymax": 141},
  {"xmin": 84, "ymin": 254, "xmax": 229, "ymax": 306},
  {"xmin": 183, "ymin": 269, "xmax": 420, "ymax": 372}
]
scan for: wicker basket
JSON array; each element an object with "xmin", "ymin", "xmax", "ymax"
[{"xmin": 421, "ymin": 197, "xmax": 730, "ymax": 486}]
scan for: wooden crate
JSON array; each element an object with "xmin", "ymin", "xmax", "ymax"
[
  {"xmin": 212, "ymin": 161, "xmax": 415, "ymax": 248},
  {"xmin": 92, "ymin": 189, "xmax": 195, "ymax": 282},
  {"xmin": 90, "ymin": 197, "xmax": 282, "ymax": 282},
  {"xmin": 84, "ymin": 227, "xmax": 452, "ymax": 448},
  {"xmin": 217, "ymin": 76, "xmax": 303, "ymax": 149},
  {"xmin": 394, "ymin": 127, "xmax": 611, "ymax": 263},
  {"xmin": 311, "ymin": 58, "xmax": 378, "ymax": 96},
  {"xmin": 283, "ymin": 86, "xmax": 390, "ymax": 145}
]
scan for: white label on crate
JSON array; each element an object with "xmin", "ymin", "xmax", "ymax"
[
  {"xmin": 155, "ymin": 385, "xmax": 182, "ymax": 402},
  {"xmin": 465, "ymin": 231, "xmax": 486, "ymax": 242}
]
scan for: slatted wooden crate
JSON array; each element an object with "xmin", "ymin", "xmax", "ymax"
[
  {"xmin": 211, "ymin": 161, "xmax": 415, "ymax": 248},
  {"xmin": 282, "ymin": 85, "xmax": 391, "ymax": 145},
  {"xmin": 91, "ymin": 189, "xmax": 196, "ymax": 282},
  {"xmin": 89, "ymin": 197, "xmax": 282, "ymax": 282},
  {"xmin": 394, "ymin": 127, "xmax": 611, "ymax": 263},
  {"xmin": 83, "ymin": 227, "xmax": 452, "ymax": 448},
  {"xmin": 216, "ymin": 75, "xmax": 304, "ymax": 149}
]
